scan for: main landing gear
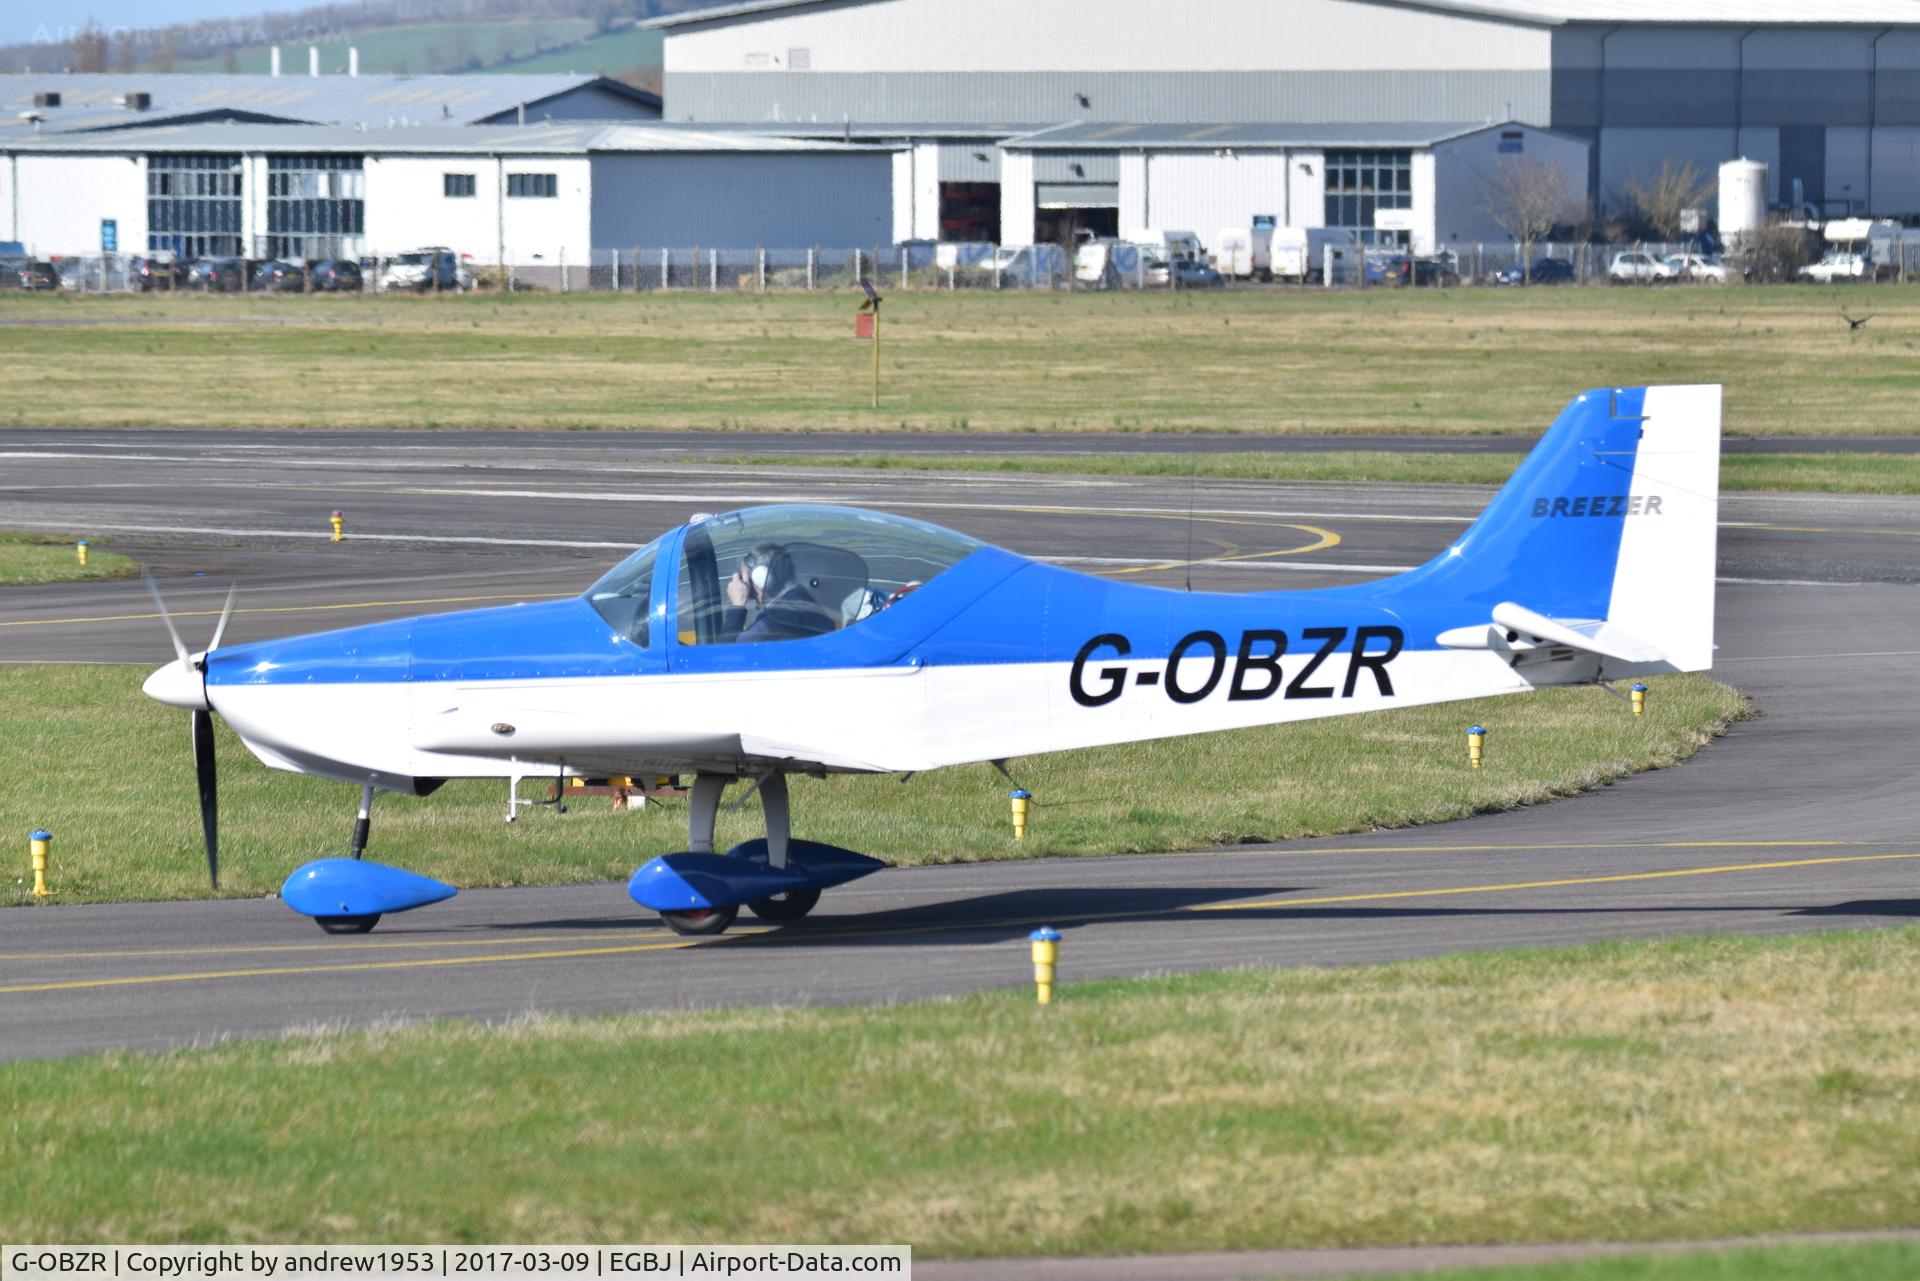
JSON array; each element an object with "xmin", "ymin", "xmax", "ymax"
[{"xmin": 635, "ymin": 772, "xmax": 883, "ymax": 937}]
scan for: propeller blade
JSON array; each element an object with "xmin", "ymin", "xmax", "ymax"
[
  {"xmin": 191, "ymin": 708, "xmax": 219, "ymax": 889},
  {"xmin": 142, "ymin": 570, "xmax": 190, "ymax": 667},
  {"xmin": 208, "ymin": 584, "xmax": 238, "ymax": 654}
]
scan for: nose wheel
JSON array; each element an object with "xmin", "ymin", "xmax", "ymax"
[{"xmin": 316, "ymin": 914, "xmax": 382, "ymax": 935}]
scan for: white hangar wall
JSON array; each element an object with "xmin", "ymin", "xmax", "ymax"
[
  {"xmin": 5, "ymin": 152, "xmax": 147, "ymax": 257},
  {"xmin": 662, "ymin": 0, "xmax": 1552, "ymax": 126}
]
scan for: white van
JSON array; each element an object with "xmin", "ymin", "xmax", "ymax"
[
  {"xmin": 1269, "ymin": 227, "xmax": 1311, "ymax": 281},
  {"xmin": 1211, "ymin": 225, "xmax": 1273, "ymax": 280}
]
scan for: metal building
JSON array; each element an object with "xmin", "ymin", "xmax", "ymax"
[
  {"xmin": 0, "ymin": 123, "xmax": 895, "ymax": 262},
  {"xmin": 1, "ymin": 73, "xmax": 661, "ymax": 140},
  {"xmin": 650, "ymin": 0, "xmax": 1920, "ymax": 223}
]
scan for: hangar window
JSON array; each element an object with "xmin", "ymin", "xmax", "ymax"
[
  {"xmin": 673, "ymin": 505, "xmax": 982, "ymax": 646},
  {"xmin": 1324, "ymin": 149, "xmax": 1412, "ymax": 246},
  {"xmin": 507, "ymin": 173, "xmax": 558, "ymax": 198},
  {"xmin": 444, "ymin": 173, "xmax": 476, "ymax": 198},
  {"xmin": 146, "ymin": 152, "xmax": 243, "ymax": 259},
  {"xmin": 265, "ymin": 152, "xmax": 365, "ymax": 261}
]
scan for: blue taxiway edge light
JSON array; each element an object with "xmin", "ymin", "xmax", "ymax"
[{"xmin": 281, "ymin": 859, "xmax": 457, "ymax": 919}]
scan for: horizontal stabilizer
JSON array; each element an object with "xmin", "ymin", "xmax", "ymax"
[{"xmin": 1438, "ymin": 602, "xmax": 1664, "ymax": 664}]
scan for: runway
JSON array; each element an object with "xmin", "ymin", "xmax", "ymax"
[{"xmin": 0, "ymin": 427, "xmax": 1917, "ymax": 1062}]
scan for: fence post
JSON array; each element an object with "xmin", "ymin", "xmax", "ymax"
[
  {"xmin": 994, "ymin": 247, "xmax": 1002, "ymax": 291},
  {"xmin": 757, "ymin": 246, "xmax": 766, "ymax": 291},
  {"xmin": 560, "ymin": 249, "xmax": 569, "ymax": 293},
  {"xmin": 947, "ymin": 262, "xmax": 955, "ymax": 291},
  {"xmin": 710, "ymin": 250, "xmax": 718, "ymax": 292},
  {"xmin": 854, "ymin": 248, "xmax": 863, "ymax": 282},
  {"xmin": 1323, "ymin": 244, "xmax": 1334, "ymax": 288},
  {"xmin": 900, "ymin": 247, "xmax": 909, "ymax": 291},
  {"xmin": 807, "ymin": 246, "xmax": 816, "ymax": 290}
]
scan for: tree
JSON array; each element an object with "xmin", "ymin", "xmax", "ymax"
[
  {"xmin": 114, "ymin": 30, "xmax": 137, "ymax": 73},
  {"xmin": 154, "ymin": 31, "xmax": 178, "ymax": 72},
  {"xmin": 1480, "ymin": 157, "xmax": 1578, "ymax": 282},
  {"xmin": 71, "ymin": 21, "xmax": 109, "ymax": 72},
  {"xmin": 1624, "ymin": 158, "xmax": 1714, "ymax": 242},
  {"xmin": 222, "ymin": 47, "xmax": 239, "ymax": 73}
]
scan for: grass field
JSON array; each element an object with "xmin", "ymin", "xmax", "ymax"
[
  {"xmin": 0, "ymin": 288, "xmax": 1915, "ymax": 435},
  {"xmin": 0, "ymin": 530, "xmax": 138, "ymax": 586},
  {"xmin": 717, "ymin": 449, "xmax": 1920, "ymax": 495},
  {"xmin": 4, "ymin": 927, "xmax": 1917, "ymax": 1250},
  {"xmin": 0, "ymin": 665, "xmax": 1745, "ymax": 906},
  {"xmin": 1379, "ymin": 1243, "xmax": 1920, "ymax": 1281}
]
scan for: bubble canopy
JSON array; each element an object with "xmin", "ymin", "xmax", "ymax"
[{"xmin": 586, "ymin": 505, "xmax": 985, "ymax": 646}]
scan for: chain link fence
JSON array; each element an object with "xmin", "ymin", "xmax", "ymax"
[{"xmin": 19, "ymin": 238, "xmax": 1920, "ymax": 295}]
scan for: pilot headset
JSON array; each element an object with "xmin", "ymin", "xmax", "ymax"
[{"xmin": 748, "ymin": 562, "xmax": 771, "ymax": 592}]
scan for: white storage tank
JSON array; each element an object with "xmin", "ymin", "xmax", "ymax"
[{"xmin": 1719, "ymin": 158, "xmax": 1769, "ymax": 239}]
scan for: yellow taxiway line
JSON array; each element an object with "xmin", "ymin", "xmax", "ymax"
[{"xmin": 7, "ymin": 851, "xmax": 1913, "ymax": 997}]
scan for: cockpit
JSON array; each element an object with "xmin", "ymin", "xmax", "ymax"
[{"xmin": 585, "ymin": 505, "xmax": 984, "ymax": 649}]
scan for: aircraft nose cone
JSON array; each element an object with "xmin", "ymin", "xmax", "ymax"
[{"xmin": 142, "ymin": 656, "xmax": 208, "ymax": 710}]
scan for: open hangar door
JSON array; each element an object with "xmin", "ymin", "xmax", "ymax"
[
  {"xmin": 1035, "ymin": 182, "xmax": 1119, "ymax": 243},
  {"xmin": 939, "ymin": 182, "xmax": 1000, "ymax": 242}
]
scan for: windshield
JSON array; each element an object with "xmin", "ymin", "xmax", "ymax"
[
  {"xmin": 585, "ymin": 535, "xmax": 662, "ymax": 645},
  {"xmin": 395, "ymin": 253, "xmax": 431, "ymax": 265},
  {"xmin": 675, "ymin": 505, "xmax": 981, "ymax": 646}
]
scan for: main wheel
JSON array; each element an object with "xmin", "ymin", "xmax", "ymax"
[
  {"xmin": 315, "ymin": 914, "xmax": 381, "ymax": 935},
  {"xmin": 659, "ymin": 905, "xmax": 738, "ymax": 936},
  {"xmin": 747, "ymin": 887, "xmax": 821, "ymax": 923}
]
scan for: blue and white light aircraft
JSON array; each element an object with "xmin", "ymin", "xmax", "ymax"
[{"xmin": 143, "ymin": 385, "xmax": 1721, "ymax": 936}]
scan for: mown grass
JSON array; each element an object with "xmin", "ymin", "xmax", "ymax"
[
  {"xmin": 1376, "ymin": 1242, "xmax": 1920, "ymax": 1281},
  {"xmin": 4, "ymin": 928, "xmax": 1918, "ymax": 1250},
  {"xmin": 0, "ymin": 664, "xmax": 1746, "ymax": 906},
  {"xmin": 712, "ymin": 449, "xmax": 1920, "ymax": 495},
  {"xmin": 1, "ymin": 288, "xmax": 1917, "ymax": 434},
  {"xmin": 0, "ymin": 530, "xmax": 138, "ymax": 586}
]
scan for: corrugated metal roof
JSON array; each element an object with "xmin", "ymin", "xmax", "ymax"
[
  {"xmin": 0, "ymin": 120, "xmax": 894, "ymax": 155},
  {"xmin": 1003, "ymin": 120, "xmax": 1526, "ymax": 149},
  {"xmin": 0, "ymin": 73, "xmax": 658, "ymax": 138},
  {"xmin": 644, "ymin": 0, "xmax": 1920, "ymax": 27}
]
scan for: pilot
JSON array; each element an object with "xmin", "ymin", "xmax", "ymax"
[{"xmin": 723, "ymin": 542, "xmax": 836, "ymax": 643}]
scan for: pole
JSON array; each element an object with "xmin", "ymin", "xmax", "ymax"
[
  {"xmin": 870, "ymin": 305, "xmax": 880, "ymax": 409},
  {"xmin": 661, "ymin": 247, "xmax": 670, "ymax": 291}
]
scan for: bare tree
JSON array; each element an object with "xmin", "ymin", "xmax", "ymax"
[
  {"xmin": 1480, "ymin": 157, "xmax": 1578, "ymax": 282},
  {"xmin": 71, "ymin": 21, "xmax": 110, "ymax": 72},
  {"xmin": 222, "ymin": 47, "xmax": 239, "ymax": 73},
  {"xmin": 1624, "ymin": 158, "xmax": 1715, "ymax": 242},
  {"xmin": 154, "ymin": 31, "xmax": 178, "ymax": 72},
  {"xmin": 113, "ymin": 30, "xmax": 137, "ymax": 73}
]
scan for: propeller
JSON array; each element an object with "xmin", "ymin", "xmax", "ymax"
[{"xmin": 143, "ymin": 574, "xmax": 237, "ymax": 890}]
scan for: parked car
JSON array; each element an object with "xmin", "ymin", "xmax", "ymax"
[
  {"xmin": 380, "ymin": 247, "xmax": 471, "ymax": 292},
  {"xmin": 1168, "ymin": 257, "xmax": 1226, "ymax": 288},
  {"xmin": 310, "ymin": 259, "xmax": 363, "ymax": 292},
  {"xmin": 1664, "ymin": 252, "xmax": 1728, "ymax": 283},
  {"xmin": 253, "ymin": 259, "xmax": 308, "ymax": 292},
  {"xmin": 1799, "ymin": 251, "xmax": 1871, "ymax": 282},
  {"xmin": 131, "ymin": 253, "xmax": 185, "ymax": 291},
  {"xmin": 1385, "ymin": 255, "xmax": 1460, "ymax": 287},
  {"xmin": 1608, "ymin": 251, "xmax": 1678, "ymax": 283},
  {"xmin": 187, "ymin": 257, "xmax": 247, "ymax": 292},
  {"xmin": 1493, "ymin": 257, "xmax": 1576, "ymax": 285},
  {"xmin": 8, "ymin": 259, "xmax": 59, "ymax": 290}
]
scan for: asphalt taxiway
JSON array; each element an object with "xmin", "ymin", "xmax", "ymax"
[{"xmin": 0, "ymin": 428, "xmax": 1916, "ymax": 1062}]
